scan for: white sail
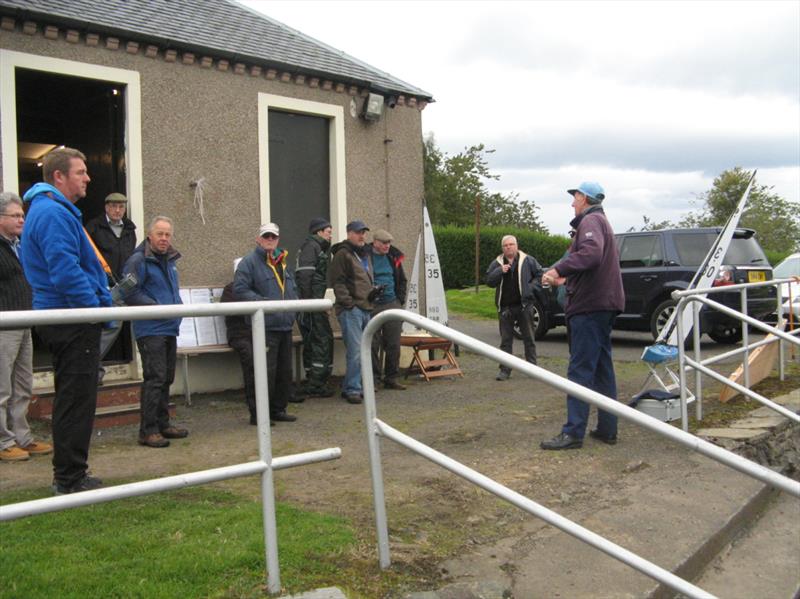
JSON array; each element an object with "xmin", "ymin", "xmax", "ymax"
[
  {"xmin": 659, "ymin": 171, "xmax": 757, "ymax": 346},
  {"xmin": 402, "ymin": 233, "xmax": 422, "ymax": 333},
  {"xmin": 423, "ymin": 206, "xmax": 448, "ymax": 326}
]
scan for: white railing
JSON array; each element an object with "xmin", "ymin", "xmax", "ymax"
[
  {"xmin": 0, "ymin": 299, "xmax": 340, "ymax": 594},
  {"xmin": 361, "ymin": 310, "xmax": 800, "ymax": 599},
  {"xmin": 671, "ymin": 277, "xmax": 800, "ymax": 430}
]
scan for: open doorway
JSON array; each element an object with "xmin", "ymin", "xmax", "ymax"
[{"xmin": 15, "ymin": 67, "xmax": 132, "ymax": 366}]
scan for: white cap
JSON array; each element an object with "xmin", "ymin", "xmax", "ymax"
[{"xmin": 258, "ymin": 223, "xmax": 280, "ymax": 236}]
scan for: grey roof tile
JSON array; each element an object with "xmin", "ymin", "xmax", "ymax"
[{"xmin": 0, "ymin": 0, "xmax": 432, "ymax": 99}]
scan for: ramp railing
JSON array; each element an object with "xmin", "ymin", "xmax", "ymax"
[
  {"xmin": 361, "ymin": 310, "xmax": 800, "ymax": 599},
  {"xmin": 0, "ymin": 299, "xmax": 341, "ymax": 594},
  {"xmin": 672, "ymin": 277, "xmax": 800, "ymax": 430}
]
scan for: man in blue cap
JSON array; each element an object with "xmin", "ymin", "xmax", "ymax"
[{"xmin": 540, "ymin": 182, "xmax": 624, "ymax": 450}]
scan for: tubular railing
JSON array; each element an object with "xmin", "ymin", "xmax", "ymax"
[
  {"xmin": 672, "ymin": 278, "xmax": 800, "ymax": 430},
  {"xmin": 0, "ymin": 299, "xmax": 340, "ymax": 594},
  {"xmin": 361, "ymin": 310, "xmax": 800, "ymax": 599}
]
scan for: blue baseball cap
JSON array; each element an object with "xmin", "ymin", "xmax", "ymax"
[
  {"xmin": 346, "ymin": 220, "xmax": 369, "ymax": 232},
  {"xmin": 568, "ymin": 182, "xmax": 605, "ymax": 204}
]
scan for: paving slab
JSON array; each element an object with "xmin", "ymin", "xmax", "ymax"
[
  {"xmin": 281, "ymin": 588, "xmax": 347, "ymax": 599},
  {"xmin": 696, "ymin": 427, "xmax": 768, "ymax": 440}
]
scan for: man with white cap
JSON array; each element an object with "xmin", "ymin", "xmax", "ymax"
[
  {"xmin": 540, "ymin": 182, "xmax": 624, "ymax": 450},
  {"xmin": 234, "ymin": 223, "xmax": 299, "ymax": 424}
]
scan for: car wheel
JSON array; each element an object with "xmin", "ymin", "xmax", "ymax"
[
  {"xmin": 708, "ymin": 325, "xmax": 742, "ymax": 345},
  {"xmin": 649, "ymin": 299, "xmax": 676, "ymax": 341},
  {"xmin": 513, "ymin": 301, "xmax": 548, "ymax": 340}
]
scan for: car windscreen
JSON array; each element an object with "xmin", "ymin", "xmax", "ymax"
[
  {"xmin": 773, "ymin": 255, "xmax": 800, "ymax": 278},
  {"xmin": 673, "ymin": 233, "xmax": 769, "ymax": 266}
]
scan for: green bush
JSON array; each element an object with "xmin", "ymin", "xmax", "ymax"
[
  {"xmin": 433, "ymin": 226, "xmax": 571, "ymax": 289},
  {"xmin": 764, "ymin": 248, "xmax": 793, "ymax": 267}
]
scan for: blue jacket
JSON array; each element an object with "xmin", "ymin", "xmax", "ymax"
[
  {"xmin": 122, "ymin": 240, "xmax": 182, "ymax": 338},
  {"xmin": 20, "ymin": 183, "xmax": 112, "ymax": 310},
  {"xmin": 234, "ymin": 246, "xmax": 297, "ymax": 331}
]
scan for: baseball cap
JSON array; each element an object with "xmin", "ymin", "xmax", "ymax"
[
  {"xmin": 372, "ymin": 229, "xmax": 393, "ymax": 243},
  {"xmin": 346, "ymin": 220, "xmax": 369, "ymax": 232},
  {"xmin": 308, "ymin": 217, "xmax": 332, "ymax": 233},
  {"xmin": 258, "ymin": 223, "xmax": 280, "ymax": 237},
  {"xmin": 105, "ymin": 192, "xmax": 128, "ymax": 203},
  {"xmin": 567, "ymin": 182, "xmax": 605, "ymax": 204}
]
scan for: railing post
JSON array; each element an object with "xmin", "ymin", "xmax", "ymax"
[
  {"xmin": 676, "ymin": 299, "xmax": 690, "ymax": 431},
  {"xmin": 740, "ymin": 288, "xmax": 750, "ymax": 390},
  {"xmin": 251, "ymin": 309, "xmax": 281, "ymax": 594},
  {"xmin": 692, "ymin": 300, "xmax": 703, "ymax": 421}
]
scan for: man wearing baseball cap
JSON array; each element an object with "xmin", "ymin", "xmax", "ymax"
[
  {"xmin": 540, "ymin": 182, "xmax": 624, "ymax": 450},
  {"xmin": 329, "ymin": 220, "xmax": 373, "ymax": 403}
]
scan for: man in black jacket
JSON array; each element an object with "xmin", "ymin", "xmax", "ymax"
[
  {"xmin": 85, "ymin": 193, "xmax": 137, "ymax": 281},
  {"xmin": 295, "ymin": 217, "xmax": 334, "ymax": 397}
]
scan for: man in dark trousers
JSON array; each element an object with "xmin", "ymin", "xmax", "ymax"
[
  {"xmin": 540, "ymin": 182, "xmax": 624, "ymax": 450},
  {"xmin": 21, "ymin": 147, "xmax": 112, "ymax": 494},
  {"xmin": 123, "ymin": 216, "xmax": 188, "ymax": 448},
  {"xmin": 295, "ymin": 217, "xmax": 334, "ymax": 397},
  {"xmin": 221, "ymin": 279, "xmax": 261, "ymax": 425},
  {"xmin": 486, "ymin": 235, "xmax": 542, "ymax": 381},
  {"xmin": 234, "ymin": 223, "xmax": 299, "ymax": 424}
]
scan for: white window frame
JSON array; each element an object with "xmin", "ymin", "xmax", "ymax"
[
  {"xmin": 0, "ymin": 49, "xmax": 144, "ymax": 233},
  {"xmin": 257, "ymin": 93, "xmax": 347, "ymax": 240}
]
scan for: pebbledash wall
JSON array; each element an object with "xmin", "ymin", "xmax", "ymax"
[{"xmin": 0, "ymin": 16, "xmax": 426, "ymax": 395}]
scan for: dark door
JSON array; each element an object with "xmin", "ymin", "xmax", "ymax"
[
  {"xmin": 617, "ymin": 234, "xmax": 664, "ymax": 319},
  {"xmin": 267, "ymin": 110, "xmax": 329, "ymax": 270}
]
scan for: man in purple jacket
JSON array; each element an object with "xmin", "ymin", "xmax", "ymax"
[{"xmin": 540, "ymin": 182, "xmax": 624, "ymax": 450}]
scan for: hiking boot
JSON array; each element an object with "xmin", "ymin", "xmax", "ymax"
[
  {"xmin": 384, "ymin": 380, "xmax": 407, "ymax": 391},
  {"xmin": 300, "ymin": 385, "xmax": 335, "ymax": 398},
  {"xmin": 0, "ymin": 446, "xmax": 29, "ymax": 462},
  {"xmin": 53, "ymin": 474, "xmax": 103, "ymax": 495},
  {"xmin": 271, "ymin": 412, "xmax": 297, "ymax": 423},
  {"xmin": 20, "ymin": 441, "xmax": 53, "ymax": 456},
  {"xmin": 341, "ymin": 392, "xmax": 363, "ymax": 404},
  {"xmin": 138, "ymin": 433, "xmax": 170, "ymax": 448},
  {"xmin": 540, "ymin": 432, "xmax": 583, "ymax": 450},
  {"xmin": 589, "ymin": 429, "xmax": 618, "ymax": 445},
  {"xmin": 495, "ymin": 370, "xmax": 511, "ymax": 381},
  {"xmin": 160, "ymin": 426, "xmax": 189, "ymax": 439},
  {"xmin": 288, "ymin": 394, "xmax": 306, "ymax": 403}
]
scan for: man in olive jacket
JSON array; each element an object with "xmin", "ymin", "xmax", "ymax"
[{"xmin": 329, "ymin": 220, "xmax": 374, "ymax": 404}]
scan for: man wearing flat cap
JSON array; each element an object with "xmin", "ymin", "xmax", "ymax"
[
  {"xmin": 370, "ymin": 229, "xmax": 408, "ymax": 390},
  {"xmin": 329, "ymin": 220, "xmax": 374, "ymax": 404},
  {"xmin": 295, "ymin": 217, "xmax": 334, "ymax": 398},
  {"xmin": 540, "ymin": 182, "xmax": 624, "ymax": 451},
  {"xmin": 85, "ymin": 192, "xmax": 137, "ymax": 282},
  {"xmin": 234, "ymin": 223, "xmax": 299, "ymax": 424}
]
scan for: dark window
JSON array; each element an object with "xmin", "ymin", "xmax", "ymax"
[
  {"xmin": 673, "ymin": 233, "xmax": 768, "ymax": 266},
  {"xmin": 618, "ymin": 234, "xmax": 662, "ymax": 268}
]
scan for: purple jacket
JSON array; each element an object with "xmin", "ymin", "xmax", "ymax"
[{"xmin": 554, "ymin": 206, "xmax": 624, "ymax": 317}]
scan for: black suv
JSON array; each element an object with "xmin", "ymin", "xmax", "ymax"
[{"xmin": 529, "ymin": 227, "xmax": 776, "ymax": 344}]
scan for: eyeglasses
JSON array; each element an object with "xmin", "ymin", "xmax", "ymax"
[
  {"xmin": 0, "ymin": 213, "xmax": 25, "ymax": 220},
  {"xmin": 261, "ymin": 233, "xmax": 279, "ymax": 240}
]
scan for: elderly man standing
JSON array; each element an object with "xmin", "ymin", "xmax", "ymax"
[
  {"xmin": 329, "ymin": 220, "xmax": 374, "ymax": 404},
  {"xmin": 540, "ymin": 182, "xmax": 624, "ymax": 450},
  {"xmin": 295, "ymin": 217, "xmax": 334, "ymax": 398},
  {"xmin": 123, "ymin": 216, "xmax": 188, "ymax": 448},
  {"xmin": 234, "ymin": 223, "xmax": 298, "ymax": 424},
  {"xmin": 0, "ymin": 192, "xmax": 53, "ymax": 462},
  {"xmin": 486, "ymin": 235, "xmax": 542, "ymax": 380},
  {"xmin": 21, "ymin": 147, "xmax": 112, "ymax": 494},
  {"xmin": 370, "ymin": 229, "xmax": 408, "ymax": 390}
]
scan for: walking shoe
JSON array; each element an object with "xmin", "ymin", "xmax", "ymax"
[
  {"xmin": 540, "ymin": 432, "xmax": 583, "ymax": 450},
  {"xmin": 495, "ymin": 370, "xmax": 511, "ymax": 381},
  {"xmin": 589, "ymin": 429, "xmax": 618, "ymax": 445},
  {"xmin": 288, "ymin": 395, "xmax": 306, "ymax": 403},
  {"xmin": 271, "ymin": 412, "xmax": 297, "ymax": 423},
  {"xmin": 160, "ymin": 426, "xmax": 189, "ymax": 439},
  {"xmin": 300, "ymin": 386, "xmax": 335, "ymax": 398},
  {"xmin": 341, "ymin": 392, "xmax": 363, "ymax": 404},
  {"xmin": 138, "ymin": 433, "xmax": 170, "ymax": 448},
  {"xmin": 0, "ymin": 446, "xmax": 29, "ymax": 461},
  {"xmin": 20, "ymin": 441, "xmax": 53, "ymax": 456},
  {"xmin": 384, "ymin": 380, "xmax": 407, "ymax": 391},
  {"xmin": 53, "ymin": 474, "xmax": 103, "ymax": 495}
]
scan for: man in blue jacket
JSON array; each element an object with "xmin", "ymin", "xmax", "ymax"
[
  {"xmin": 20, "ymin": 147, "xmax": 112, "ymax": 494},
  {"xmin": 234, "ymin": 223, "xmax": 299, "ymax": 424},
  {"xmin": 123, "ymin": 216, "xmax": 188, "ymax": 448},
  {"xmin": 540, "ymin": 182, "xmax": 625, "ymax": 450}
]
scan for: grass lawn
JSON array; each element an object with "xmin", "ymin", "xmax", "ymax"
[
  {"xmin": 0, "ymin": 486, "xmax": 356, "ymax": 598},
  {"xmin": 445, "ymin": 286, "xmax": 496, "ymax": 320}
]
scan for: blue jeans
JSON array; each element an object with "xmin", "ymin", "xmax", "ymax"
[
  {"xmin": 337, "ymin": 307, "xmax": 371, "ymax": 395},
  {"xmin": 562, "ymin": 311, "xmax": 618, "ymax": 439}
]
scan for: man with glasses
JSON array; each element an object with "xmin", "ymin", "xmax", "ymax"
[
  {"xmin": 20, "ymin": 147, "xmax": 112, "ymax": 494},
  {"xmin": 0, "ymin": 192, "xmax": 53, "ymax": 462},
  {"xmin": 234, "ymin": 223, "xmax": 299, "ymax": 424}
]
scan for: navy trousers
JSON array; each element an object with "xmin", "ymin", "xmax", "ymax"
[{"xmin": 561, "ymin": 311, "xmax": 618, "ymax": 439}]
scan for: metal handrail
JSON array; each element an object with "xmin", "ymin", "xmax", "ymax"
[
  {"xmin": 0, "ymin": 299, "xmax": 340, "ymax": 594},
  {"xmin": 361, "ymin": 310, "xmax": 800, "ymax": 599}
]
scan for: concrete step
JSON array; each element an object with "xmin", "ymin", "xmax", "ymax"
[
  {"xmin": 694, "ymin": 491, "xmax": 800, "ymax": 599},
  {"xmin": 37, "ymin": 402, "xmax": 177, "ymax": 429}
]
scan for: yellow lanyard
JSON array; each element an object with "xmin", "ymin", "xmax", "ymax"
[
  {"xmin": 83, "ymin": 226, "xmax": 114, "ymax": 278},
  {"xmin": 266, "ymin": 257, "xmax": 285, "ymax": 297}
]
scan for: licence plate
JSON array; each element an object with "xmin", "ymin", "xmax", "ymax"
[{"xmin": 748, "ymin": 271, "xmax": 766, "ymax": 283}]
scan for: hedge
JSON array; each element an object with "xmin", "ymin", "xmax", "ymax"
[{"xmin": 431, "ymin": 226, "xmax": 571, "ymax": 290}]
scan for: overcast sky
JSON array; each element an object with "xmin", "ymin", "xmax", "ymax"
[{"xmin": 241, "ymin": 0, "xmax": 800, "ymax": 235}]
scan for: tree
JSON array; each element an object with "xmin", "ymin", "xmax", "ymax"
[
  {"xmin": 678, "ymin": 167, "xmax": 800, "ymax": 253},
  {"xmin": 423, "ymin": 134, "xmax": 547, "ymax": 232},
  {"xmin": 632, "ymin": 215, "xmax": 673, "ymax": 232}
]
